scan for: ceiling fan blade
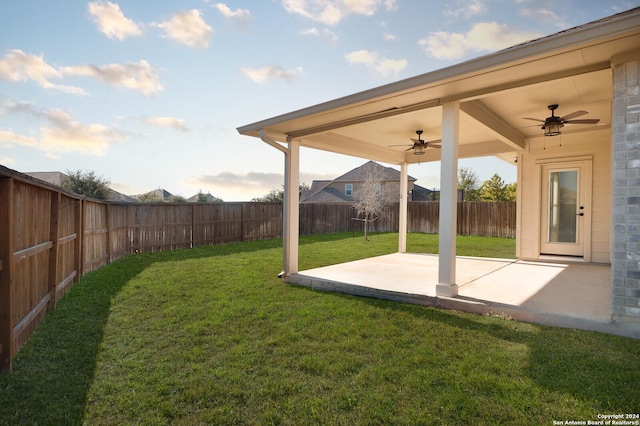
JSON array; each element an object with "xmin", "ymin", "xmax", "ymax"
[
  {"xmin": 410, "ymin": 138, "xmax": 421, "ymax": 144},
  {"xmin": 388, "ymin": 144, "xmax": 412, "ymax": 147},
  {"xmin": 430, "ymin": 145, "xmax": 441, "ymax": 149},
  {"xmin": 560, "ymin": 110, "xmax": 588, "ymax": 121},
  {"xmin": 523, "ymin": 117, "xmax": 545, "ymax": 123},
  {"xmin": 404, "ymin": 147, "xmax": 414, "ymax": 151},
  {"xmin": 425, "ymin": 139, "xmax": 441, "ymax": 145},
  {"xmin": 564, "ymin": 118, "xmax": 600, "ymax": 125}
]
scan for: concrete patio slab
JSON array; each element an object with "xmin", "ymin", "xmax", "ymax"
[{"xmin": 287, "ymin": 253, "xmax": 638, "ymax": 338}]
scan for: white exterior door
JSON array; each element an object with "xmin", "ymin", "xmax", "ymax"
[{"xmin": 540, "ymin": 161, "xmax": 591, "ymax": 257}]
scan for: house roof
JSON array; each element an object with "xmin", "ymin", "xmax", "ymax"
[
  {"xmin": 411, "ymin": 184, "xmax": 434, "ymax": 201},
  {"xmin": 25, "ymin": 171, "xmax": 136, "ymax": 202},
  {"xmin": 300, "ymin": 161, "xmax": 419, "ymax": 202},
  {"xmin": 238, "ymin": 8, "xmax": 640, "ymax": 166},
  {"xmin": 334, "ymin": 161, "xmax": 416, "ymax": 183},
  {"xmin": 301, "ymin": 186, "xmax": 352, "ymax": 203}
]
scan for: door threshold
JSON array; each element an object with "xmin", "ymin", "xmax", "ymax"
[{"xmin": 539, "ymin": 254, "xmax": 585, "ymax": 263}]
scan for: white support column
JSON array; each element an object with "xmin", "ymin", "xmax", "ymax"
[
  {"xmin": 398, "ymin": 161, "xmax": 408, "ymax": 253},
  {"xmin": 283, "ymin": 138, "xmax": 300, "ymax": 276},
  {"xmin": 437, "ymin": 101, "xmax": 460, "ymax": 297}
]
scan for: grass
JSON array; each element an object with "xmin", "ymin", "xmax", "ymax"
[{"xmin": 1, "ymin": 232, "xmax": 639, "ymax": 425}]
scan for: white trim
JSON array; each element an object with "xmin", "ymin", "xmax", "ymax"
[
  {"xmin": 536, "ymin": 157, "xmax": 593, "ymax": 262},
  {"xmin": 345, "ymin": 183, "xmax": 353, "ymax": 196}
]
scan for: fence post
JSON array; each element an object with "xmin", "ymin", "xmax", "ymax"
[
  {"xmin": 75, "ymin": 199, "xmax": 83, "ymax": 281},
  {"xmin": 241, "ymin": 203, "xmax": 245, "ymax": 243},
  {"xmin": 105, "ymin": 203, "xmax": 111, "ymax": 264},
  {"xmin": 0, "ymin": 177, "xmax": 14, "ymax": 374},
  {"xmin": 47, "ymin": 191, "xmax": 61, "ymax": 311},
  {"xmin": 125, "ymin": 204, "xmax": 131, "ymax": 255},
  {"xmin": 191, "ymin": 203, "xmax": 196, "ymax": 248}
]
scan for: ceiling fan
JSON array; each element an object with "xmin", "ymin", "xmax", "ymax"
[
  {"xmin": 389, "ymin": 130, "xmax": 441, "ymax": 155},
  {"xmin": 523, "ymin": 104, "xmax": 600, "ymax": 136}
]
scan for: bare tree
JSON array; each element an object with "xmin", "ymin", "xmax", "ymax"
[
  {"xmin": 458, "ymin": 166, "xmax": 481, "ymax": 201},
  {"xmin": 353, "ymin": 163, "xmax": 387, "ymax": 241}
]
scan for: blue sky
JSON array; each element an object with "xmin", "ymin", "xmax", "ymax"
[{"xmin": 1, "ymin": 0, "xmax": 638, "ymax": 200}]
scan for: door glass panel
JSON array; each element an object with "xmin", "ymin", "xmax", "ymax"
[{"xmin": 548, "ymin": 170, "xmax": 578, "ymax": 243}]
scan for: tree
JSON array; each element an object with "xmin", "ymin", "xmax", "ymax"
[
  {"xmin": 352, "ymin": 164, "xmax": 386, "ymax": 241},
  {"xmin": 504, "ymin": 182, "xmax": 517, "ymax": 201},
  {"xmin": 194, "ymin": 191, "xmax": 223, "ymax": 203},
  {"xmin": 252, "ymin": 183, "xmax": 310, "ymax": 202},
  {"xmin": 479, "ymin": 173, "xmax": 516, "ymax": 201},
  {"xmin": 62, "ymin": 169, "xmax": 111, "ymax": 200},
  {"xmin": 168, "ymin": 195, "xmax": 186, "ymax": 203},
  {"xmin": 458, "ymin": 167, "xmax": 481, "ymax": 201}
]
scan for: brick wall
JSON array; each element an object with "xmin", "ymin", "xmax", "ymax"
[{"xmin": 612, "ymin": 56, "xmax": 640, "ymax": 321}]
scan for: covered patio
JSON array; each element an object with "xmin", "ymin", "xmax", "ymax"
[
  {"xmin": 238, "ymin": 9, "xmax": 640, "ymax": 335},
  {"xmin": 288, "ymin": 253, "xmax": 639, "ymax": 337}
]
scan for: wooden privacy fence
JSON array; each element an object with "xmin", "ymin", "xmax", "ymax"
[
  {"xmin": 300, "ymin": 201, "xmax": 516, "ymax": 238},
  {"xmin": 81, "ymin": 201, "xmax": 282, "ymax": 274},
  {"xmin": 0, "ymin": 166, "xmax": 515, "ymax": 373},
  {"xmin": 0, "ymin": 169, "xmax": 282, "ymax": 373}
]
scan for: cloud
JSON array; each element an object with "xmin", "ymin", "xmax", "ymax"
[
  {"xmin": 0, "ymin": 49, "xmax": 87, "ymax": 94},
  {"xmin": 88, "ymin": 1, "xmax": 142, "ymax": 40},
  {"xmin": 154, "ymin": 10, "xmax": 212, "ymax": 48},
  {"xmin": 62, "ymin": 60, "xmax": 162, "ymax": 95},
  {"xmin": 214, "ymin": 3, "xmax": 251, "ymax": 27},
  {"xmin": 39, "ymin": 110, "xmax": 124, "ymax": 156},
  {"xmin": 383, "ymin": 32, "xmax": 397, "ymax": 41},
  {"xmin": 418, "ymin": 22, "xmax": 541, "ymax": 60},
  {"xmin": 281, "ymin": 0, "xmax": 397, "ymax": 25},
  {"xmin": 1, "ymin": 100, "xmax": 125, "ymax": 156},
  {"xmin": 141, "ymin": 116, "xmax": 190, "ymax": 132},
  {"xmin": 240, "ymin": 66, "xmax": 303, "ymax": 84},
  {"xmin": 345, "ymin": 49, "xmax": 407, "ymax": 77},
  {"xmin": 300, "ymin": 27, "xmax": 338, "ymax": 45},
  {"xmin": 0, "ymin": 129, "xmax": 38, "ymax": 147},
  {"xmin": 519, "ymin": 8, "xmax": 567, "ymax": 28},
  {"xmin": 189, "ymin": 171, "xmax": 333, "ymax": 198},
  {"xmin": 0, "ymin": 156, "xmax": 16, "ymax": 165},
  {"xmin": 0, "ymin": 99, "xmax": 37, "ymax": 116},
  {"xmin": 443, "ymin": 0, "xmax": 486, "ymax": 19}
]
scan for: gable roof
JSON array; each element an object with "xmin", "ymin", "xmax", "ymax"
[
  {"xmin": 300, "ymin": 161, "xmax": 419, "ymax": 203},
  {"xmin": 301, "ymin": 186, "xmax": 352, "ymax": 203},
  {"xmin": 334, "ymin": 161, "xmax": 417, "ymax": 183}
]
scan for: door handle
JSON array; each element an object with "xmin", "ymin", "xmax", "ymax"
[{"xmin": 576, "ymin": 212, "xmax": 584, "ymax": 216}]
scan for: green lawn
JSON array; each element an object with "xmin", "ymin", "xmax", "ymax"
[{"xmin": 1, "ymin": 233, "xmax": 639, "ymax": 425}]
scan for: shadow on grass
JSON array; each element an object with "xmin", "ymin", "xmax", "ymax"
[
  {"xmin": 0, "ymin": 238, "xmax": 285, "ymax": 425},
  {"xmin": 304, "ymin": 288, "xmax": 640, "ymax": 413}
]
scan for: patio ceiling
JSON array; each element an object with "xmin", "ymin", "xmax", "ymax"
[{"xmin": 238, "ymin": 9, "xmax": 640, "ymax": 166}]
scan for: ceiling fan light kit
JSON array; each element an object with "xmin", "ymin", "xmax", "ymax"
[
  {"xmin": 388, "ymin": 129, "xmax": 440, "ymax": 155},
  {"xmin": 544, "ymin": 122, "xmax": 563, "ymax": 137},
  {"xmin": 524, "ymin": 104, "xmax": 600, "ymax": 137}
]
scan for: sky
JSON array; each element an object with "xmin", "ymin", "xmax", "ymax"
[{"xmin": 1, "ymin": 1, "xmax": 638, "ymax": 201}]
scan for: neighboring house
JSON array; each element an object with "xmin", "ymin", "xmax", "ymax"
[
  {"xmin": 300, "ymin": 161, "xmax": 435, "ymax": 203},
  {"xmin": 238, "ymin": 8, "xmax": 640, "ymax": 329},
  {"xmin": 25, "ymin": 171, "xmax": 136, "ymax": 202},
  {"xmin": 133, "ymin": 188, "xmax": 174, "ymax": 202}
]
